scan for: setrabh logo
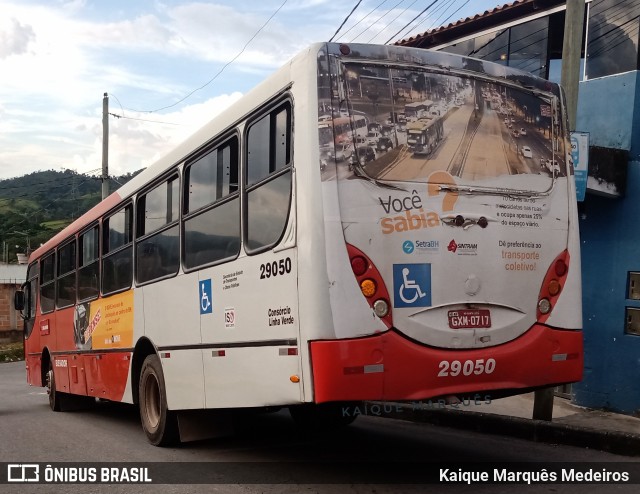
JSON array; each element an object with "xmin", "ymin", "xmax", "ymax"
[{"xmin": 405, "ymin": 239, "xmax": 439, "ymax": 255}]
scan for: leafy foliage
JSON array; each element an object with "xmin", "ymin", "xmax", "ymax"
[
  {"xmin": 0, "ymin": 169, "xmax": 143, "ymax": 263},
  {"xmin": 0, "ymin": 341, "xmax": 24, "ymax": 362}
]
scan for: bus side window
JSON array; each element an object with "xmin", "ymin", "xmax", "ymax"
[
  {"xmin": 135, "ymin": 177, "xmax": 180, "ymax": 284},
  {"xmin": 245, "ymin": 101, "xmax": 293, "ymax": 253},
  {"xmin": 56, "ymin": 238, "xmax": 77, "ymax": 309},
  {"xmin": 102, "ymin": 205, "xmax": 133, "ymax": 295},
  {"xmin": 183, "ymin": 135, "xmax": 240, "ymax": 270},
  {"xmin": 78, "ymin": 225, "xmax": 99, "ymax": 302},
  {"xmin": 19, "ymin": 262, "xmax": 39, "ymax": 338},
  {"xmin": 40, "ymin": 252, "xmax": 55, "ymax": 314}
]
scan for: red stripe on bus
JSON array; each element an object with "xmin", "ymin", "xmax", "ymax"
[{"xmin": 310, "ymin": 325, "xmax": 582, "ymax": 403}]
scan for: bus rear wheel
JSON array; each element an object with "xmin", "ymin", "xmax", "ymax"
[{"xmin": 139, "ymin": 354, "xmax": 179, "ymax": 446}]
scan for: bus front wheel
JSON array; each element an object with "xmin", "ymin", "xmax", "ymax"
[
  {"xmin": 47, "ymin": 361, "xmax": 64, "ymax": 412},
  {"xmin": 139, "ymin": 355, "xmax": 179, "ymax": 446}
]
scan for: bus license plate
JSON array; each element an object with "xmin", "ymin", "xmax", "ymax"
[{"xmin": 448, "ymin": 309, "xmax": 491, "ymax": 329}]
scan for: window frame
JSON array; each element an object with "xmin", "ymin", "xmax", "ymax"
[
  {"xmin": 39, "ymin": 251, "xmax": 56, "ymax": 314},
  {"xmin": 56, "ymin": 236, "xmax": 77, "ymax": 309},
  {"xmin": 135, "ymin": 172, "xmax": 181, "ymax": 286},
  {"xmin": 77, "ymin": 222, "xmax": 100, "ymax": 303},
  {"xmin": 243, "ymin": 96, "xmax": 294, "ymax": 256},
  {"xmin": 182, "ymin": 132, "xmax": 241, "ymax": 272},
  {"xmin": 24, "ymin": 261, "xmax": 39, "ymax": 338},
  {"xmin": 102, "ymin": 202, "xmax": 134, "ymax": 296}
]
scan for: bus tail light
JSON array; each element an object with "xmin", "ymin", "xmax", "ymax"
[
  {"xmin": 347, "ymin": 244, "xmax": 393, "ymax": 329},
  {"xmin": 351, "ymin": 256, "xmax": 367, "ymax": 276},
  {"xmin": 373, "ymin": 299, "xmax": 389, "ymax": 318},
  {"xmin": 537, "ymin": 250, "xmax": 570, "ymax": 322},
  {"xmin": 360, "ymin": 279, "xmax": 376, "ymax": 297}
]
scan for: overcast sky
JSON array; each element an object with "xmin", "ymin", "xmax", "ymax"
[{"xmin": 0, "ymin": 0, "xmax": 499, "ymax": 180}]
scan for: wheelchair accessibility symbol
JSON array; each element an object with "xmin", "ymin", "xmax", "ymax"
[
  {"xmin": 200, "ymin": 279, "xmax": 212, "ymax": 314},
  {"xmin": 393, "ymin": 263, "xmax": 431, "ymax": 308}
]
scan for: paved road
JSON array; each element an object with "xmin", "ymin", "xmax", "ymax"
[{"xmin": 1, "ymin": 361, "xmax": 638, "ymax": 493}]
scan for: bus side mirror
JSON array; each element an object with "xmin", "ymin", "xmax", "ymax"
[{"xmin": 14, "ymin": 290, "xmax": 25, "ymax": 312}]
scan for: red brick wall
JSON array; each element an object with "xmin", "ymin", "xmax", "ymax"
[{"xmin": 0, "ymin": 283, "xmax": 21, "ymax": 332}]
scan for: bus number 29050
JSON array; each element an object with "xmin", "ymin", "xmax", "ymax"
[
  {"xmin": 437, "ymin": 358, "xmax": 496, "ymax": 377},
  {"xmin": 260, "ymin": 257, "xmax": 292, "ymax": 279}
]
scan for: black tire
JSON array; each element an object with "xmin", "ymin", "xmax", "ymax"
[
  {"xmin": 139, "ymin": 354, "xmax": 179, "ymax": 446},
  {"xmin": 289, "ymin": 403, "xmax": 358, "ymax": 431},
  {"xmin": 47, "ymin": 360, "xmax": 95, "ymax": 412},
  {"xmin": 47, "ymin": 361, "xmax": 64, "ymax": 412}
]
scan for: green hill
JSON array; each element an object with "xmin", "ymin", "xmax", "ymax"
[{"xmin": 0, "ymin": 169, "xmax": 142, "ymax": 263}]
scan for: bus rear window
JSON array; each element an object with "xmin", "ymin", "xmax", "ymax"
[{"xmin": 329, "ymin": 63, "xmax": 563, "ymax": 194}]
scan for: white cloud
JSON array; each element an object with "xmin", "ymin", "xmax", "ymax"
[
  {"xmin": 77, "ymin": 91, "xmax": 244, "ymax": 178},
  {"xmin": 0, "ymin": 0, "xmax": 466, "ymax": 180},
  {"xmin": 0, "ymin": 17, "xmax": 36, "ymax": 59}
]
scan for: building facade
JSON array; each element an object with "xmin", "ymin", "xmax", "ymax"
[
  {"xmin": 399, "ymin": 0, "xmax": 640, "ymax": 415},
  {"xmin": 0, "ymin": 264, "xmax": 28, "ymax": 340}
]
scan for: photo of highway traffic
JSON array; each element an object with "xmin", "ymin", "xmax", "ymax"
[{"xmin": 319, "ymin": 63, "xmax": 565, "ymax": 191}]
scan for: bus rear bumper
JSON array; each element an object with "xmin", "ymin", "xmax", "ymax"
[{"xmin": 309, "ymin": 325, "xmax": 582, "ymax": 403}]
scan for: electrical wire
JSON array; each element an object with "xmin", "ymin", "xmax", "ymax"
[
  {"xmin": 365, "ymin": 0, "xmax": 419, "ymax": 43},
  {"xmin": 329, "ymin": 0, "xmax": 364, "ymax": 42},
  {"xmin": 384, "ymin": 0, "xmax": 441, "ymax": 44},
  {"xmin": 395, "ymin": 0, "xmax": 452, "ymax": 41},
  {"xmin": 109, "ymin": 113, "xmax": 180, "ymax": 126},
  {"xmin": 401, "ymin": 0, "xmax": 467, "ymax": 42},
  {"xmin": 125, "ymin": 0, "xmax": 289, "ymax": 113},
  {"xmin": 435, "ymin": 0, "xmax": 470, "ymax": 30},
  {"xmin": 349, "ymin": 0, "xmax": 406, "ymax": 43},
  {"xmin": 336, "ymin": 0, "xmax": 392, "ymax": 41},
  {"xmin": 410, "ymin": 0, "xmax": 456, "ymax": 35}
]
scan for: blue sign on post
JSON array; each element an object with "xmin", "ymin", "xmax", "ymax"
[
  {"xmin": 571, "ymin": 132, "xmax": 589, "ymax": 202},
  {"xmin": 199, "ymin": 279, "xmax": 212, "ymax": 314}
]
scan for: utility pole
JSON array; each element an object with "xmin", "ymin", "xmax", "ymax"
[
  {"xmin": 534, "ymin": 0, "xmax": 586, "ymax": 422},
  {"xmin": 561, "ymin": 0, "xmax": 586, "ymax": 130},
  {"xmin": 102, "ymin": 92, "xmax": 109, "ymax": 200}
]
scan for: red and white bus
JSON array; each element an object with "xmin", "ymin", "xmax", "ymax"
[{"xmin": 16, "ymin": 42, "xmax": 582, "ymax": 446}]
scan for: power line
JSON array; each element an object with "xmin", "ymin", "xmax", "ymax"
[
  {"xmin": 476, "ymin": 25, "xmax": 548, "ymax": 60},
  {"xmin": 336, "ymin": 0, "xmax": 392, "ymax": 41},
  {"xmin": 329, "ymin": 0, "xmax": 364, "ymax": 42},
  {"xmin": 411, "ymin": 0, "xmax": 470, "ymax": 38},
  {"xmin": 395, "ymin": 0, "xmax": 451, "ymax": 41},
  {"xmin": 365, "ymin": 0, "xmax": 420, "ymax": 43},
  {"xmin": 109, "ymin": 112, "xmax": 180, "ymax": 126},
  {"xmin": 435, "ymin": 0, "xmax": 471, "ymax": 30},
  {"xmin": 349, "ymin": 0, "xmax": 406, "ymax": 43},
  {"xmin": 409, "ymin": 0, "xmax": 456, "ymax": 35},
  {"xmin": 589, "ymin": 18, "xmax": 639, "ymax": 58},
  {"xmin": 125, "ymin": 0, "xmax": 289, "ymax": 114},
  {"xmin": 384, "ymin": 0, "xmax": 441, "ymax": 44}
]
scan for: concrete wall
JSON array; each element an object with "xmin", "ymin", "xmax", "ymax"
[
  {"xmin": 573, "ymin": 71, "xmax": 640, "ymax": 415},
  {"xmin": 0, "ymin": 264, "xmax": 27, "ymax": 337}
]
